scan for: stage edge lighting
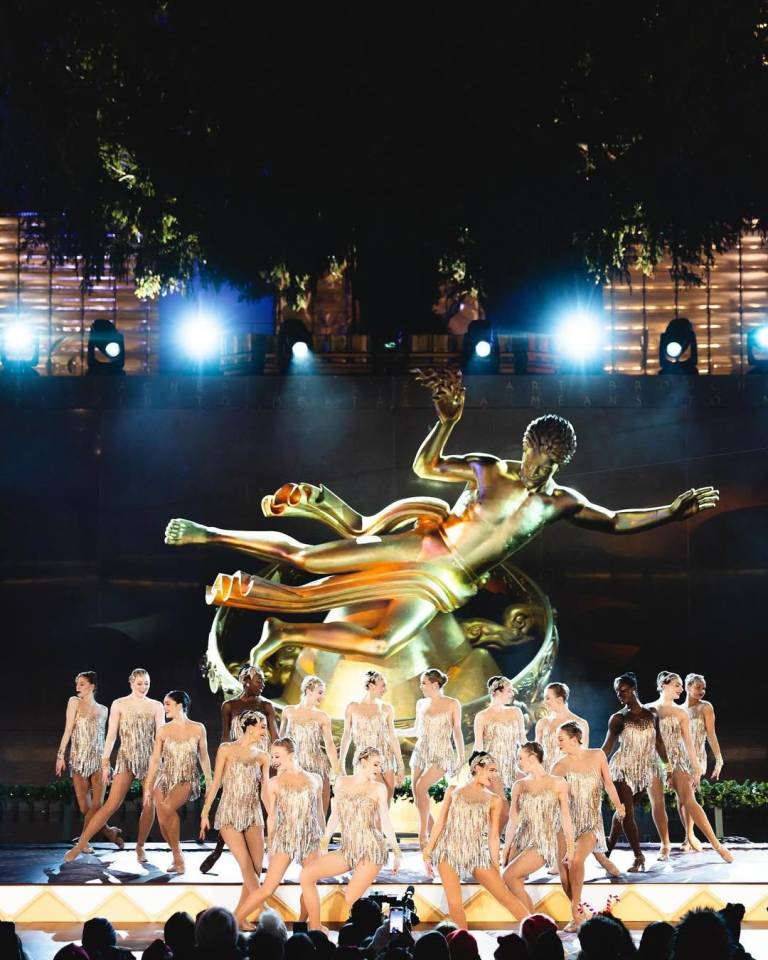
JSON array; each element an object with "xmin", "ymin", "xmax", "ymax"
[
  {"xmin": 87, "ymin": 318, "xmax": 125, "ymax": 375},
  {"xmin": 659, "ymin": 317, "xmax": 698, "ymax": 375},
  {"xmin": 1, "ymin": 321, "xmax": 39, "ymax": 372},
  {"xmin": 747, "ymin": 323, "xmax": 768, "ymax": 373}
]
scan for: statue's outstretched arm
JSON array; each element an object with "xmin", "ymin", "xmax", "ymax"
[
  {"xmin": 561, "ymin": 485, "xmax": 719, "ymax": 534},
  {"xmin": 412, "ymin": 367, "xmax": 485, "ymax": 483},
  {"xmin": 262, "ymin": 482, "xmax": 450, "ymax": 539}
]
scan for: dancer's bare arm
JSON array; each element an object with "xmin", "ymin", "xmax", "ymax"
[
  {"xmin": 704, "ymin": 702, "xmax": 724, "ymax": 779},
  {"xmin": 560, "ymin": 486, "xmax": 719, "ymax": 534}
]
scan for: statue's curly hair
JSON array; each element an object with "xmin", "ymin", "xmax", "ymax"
[{"xmin": 523, "ymin": 414, "xmax": 577, "ymax": 465}]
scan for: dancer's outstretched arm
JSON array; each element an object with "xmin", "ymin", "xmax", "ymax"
[{"xmin": 703, "ymin": 702, "xmax": 724, "ymax": 780}]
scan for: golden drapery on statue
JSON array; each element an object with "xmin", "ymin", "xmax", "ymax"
[{"xmin": 165, "ymin": 367, "xmax": 718, "ymax": 728}]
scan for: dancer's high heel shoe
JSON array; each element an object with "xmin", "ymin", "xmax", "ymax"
[
  {"xmin": 593, "ymin": 851, "xmax": 621, "ymax": 877},
  {"xmin": 104, "ymin": 826, "xmax": 125, "ymax": 850},
  {"xmin": 657, "ymin": 844, "xmax": 671, "ymax": 862},
  {"xmin": 135, "ymin": 845, "xmax": 149, "ymax": 864},
  {"xmin": 627, "ymin": 854, "xmax": 646, "ymax": 873},
  {"xmin": 714, "ymin": 842, "xmax": 734, "ymax": 863}
]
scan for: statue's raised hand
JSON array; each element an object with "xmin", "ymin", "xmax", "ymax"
[
  {"xmin": 670, "ymin": 486, "xmax": 719, "ymax": 520},
  {"xmin": 412, "ymin": 366, "xmax": 465, "ymax": 423}
]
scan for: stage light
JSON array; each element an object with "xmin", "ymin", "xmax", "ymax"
[
  {"xmin": 555, "ymin": 310, "xmax": 605, "ymax": 371},
  {"xmin": 462, "ymin": 320, "xmax": 499, "ymax": 372},
  {"xmin": 277, "ymin": 318, "xmax": 313, "ymax": 373},
  {"xmin": 747, "ymin": 324, "xmax": 768, "ymax": 373},
  {"xmin": 180, "ymin": 315, "xmax": 222, "ymax": 360},
  {"xmin": 1, "ymin": 321, "xmax": 39, "ymax": 372},
  {"xmin": 87, "ymin": 318, "xmax": 125, "ymax": 375},
  {"xmin": 659, "ymin": 317, "xmax": 698, "ymax": 375}
]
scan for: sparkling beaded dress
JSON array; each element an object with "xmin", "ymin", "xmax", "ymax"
[
  {"xmin": 155, "ymin": 735, "xmax": 201, "ymax": 800},
  {"xmin": 688, "ymin": 703, "xmax": 708, "ymax": 771},
  {"xmin": 335, "ymin": 788, "xmax": 388, "ymax": 869},
  {"xmin": 511, "ymin": 787, "xmax": 560, "ymax": 868},
  {"xmin": 69, "ymin": 710, "xmax": 106, "ymax": 779},
  {"xmin": 351, "ymin": 711, "xmax": 398, "ymax": 773},
  {"xmin": 431, "ymin": 789, "xmax": 493, "ymax": 877},
  {"xmin": 540, "ymin": 723, "xmax": 563, "ymax": 773},
  {"xmin": 608, "ymin": 715, "xmax": 658, "ymax": 793},
  {"xmin": 410, "ymin": 709, "xmax": 456, "ymax": 773},
  {"xmin": 215, "ymin": 749, "xmax": 264, "ymax": 832},
  {"xmin": 285, "ymin": 716, "xmax": 331, "ymax": 777},
  {"xmin": 269, "ymin": 780, "xmax": 322, "ymax": 862},
  {"xmin": 114, "ymin": 711, "xmax": 156, "ymax": 780},
  {"xmin": 483, "ymin": 716, "xmax": 523, "ymax": 788},
  {"xmin": 565, "ymin": 769, "xmax": 607, "ymax": 851},
  {"xmin": 659, "ymin": 714, "xmax": 694, "ymax": 775}
]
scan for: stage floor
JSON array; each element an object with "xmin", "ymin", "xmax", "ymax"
[{"xmin": 2, "ymin": 840, "xmax": 767, "ymax": 934}]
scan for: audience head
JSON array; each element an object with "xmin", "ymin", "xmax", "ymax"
[
  {"xmin": 164, "ymin": 911, "xmax": 195, "ymax": 958},
  {"xmin": 638, "ymin": 921, "xmax": 674, "ymax": 959},
  {"xmin": 414, "ymin": 931, "xmax": 450, "ymax": 960},
  {"xmin": 494, "ymin": 932, "xmax": 528, "ymax": 960},
  {"xmin": 82, "ymin": 917, "xmax": 118, "ymax": 957},
  {"xmin": 0, "ymin": 922, "xmax": 28, "ymax": 960},
  {"xmin": 578, "ymin": 915, "xmax": 636, "ymax": 958},
  {"xmin": 53, "ymin": 948, "xmax": 89, "ymax": 960},
  {"xmin": 446, "ymin": 929, "xmax": 480, "ymax": 960},
  {"xmin": 195, "ymin": 906, "xmax": 238, "ymax": 952},
  {"xmin": 141, "ymin": 940, "xmax": 172, "ymax": 960},
  {"xmin": 520, "ymin": 914, "xmax": 557, "ymax": 948},
  {"xmin": 434, "ymin": 922, "xmax": 459, "ymax": 940},
  {"xmin": 308, "ymin": 928, "xmax": 336, "ymax": 960},
  {"xmin": 671, "ymin": 908, "xmax": 733, "ymax": 960},
  {"xmin": 285, "ymin": 931, "xmax": 317, "ymax": 960},
  {"xmin": 258, "ymin": 908, "xmax": 289, "ymax": 942},
  {"xmin": 249, "ymin": 929, "xmax": 285, "ymax": 960},
  {"xmin": 349, "ymin": 896, "xmax": 384, "ymax": 935},
  {"xmin": 531, "ymin": 930, "xmax": 564, "ymax": 960}
]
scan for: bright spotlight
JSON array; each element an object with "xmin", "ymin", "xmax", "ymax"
[
  {"xmin": 1, "ymin": 321, "xmax": 39, "ymax": 371},
  {"xmin": 659, "ymin": 317, "xmax": 697, "ymax": 374},
  {"xmin": 462, "ymin": 320, "xmax": 499, "ymax": 372},
  {"xmin": 747, "ymin": 323, "xmax": 768, "ymax": 372},
  {"xmin": 277, "ymin": 318, "xmax": 313, "ymax": 372},
  {"xmin": 87, "ymin": 318, "xmax": 125, "ymax": 375},
  {"xmin": 755, "ymin": 325, "xmax": 768, "ymax": 350},
  {"xmin": 104, "ymin": 340, "xmax": 121, "ymax": 358},
  {"xmin": 474, "ymin": 339, "xmax": 492, "ymax": 358},
  {"xmin": 181, "ymin": 316, "xmax": 222, "ymax": 359},
  {"xmin": 555, "ymin": 311, "xmax": 604, "ymax": 367},
  {"xmin": 292, "ymin": 340, "xmax": 310, "ymax": 361},
  {"xmin": 665, "ymin": 341, "xmax": 683, "ymax": 359}
]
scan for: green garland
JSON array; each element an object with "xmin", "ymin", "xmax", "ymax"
[{"xmin": 2, "ymin": 777, "xmax": 766, "ymax": 811}]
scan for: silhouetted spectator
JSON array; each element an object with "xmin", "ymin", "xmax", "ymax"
[
  {"xmin": 53, "ymin": 947, "xmax": 89, "ymax": 960},
  {"xmin": 414, "ymin": 930, "xmax": 450, "ymax": 960},
  {"xmin": 532, "ymin": 930, "xmax": 565, "ymax": 960},
  {"xmin": 671, "ymin": 908, "xmax": 733, "ymax": 960},
  {"xmin": 165, "ymin": 911, "xmax": 196, "ymax": 960},
  {"xmin": 520, "ymin": 914, "xmax": 558, "ymax": 950},
  {"xmin": 285, "ymin": 932, "xmax": 317, "ymax": 960},
  {"xmin": 308, "ymin": 928, "xmax": 337, "ymax": 960},
  {"xmin": 142, "ymin": 940, "xmax": 172, "ymax": 960},
  {"xmin": 446, "ymin": 929, "xmax": 480, "ymax": 960},
  {"xmin": 259, "ymin": 908, "xmax": 289, "ymax": 942},
  {"xmin": 637, "ymin": 921, "xmax": 674, "ymax": 959},
  {"xmin": 195, "ymin": 906, "xmax": 239, "ymax": 959},
  {"xmin": 82, "ymin": 917, "xmax": 118, "ymax": 958},
  {"xmin": 249, "ymin": 928, "xmax": 286, "ymax": 960},
  {"xmin": 577, "ymin": 915, "xmax": 637, "ymax": 959},
  {"xmin": 0, "ymin": 922, "xmax": 30, "ymax": 960},
  {"xmin": 339, "ymin": 898, "xmax": 384, "ymax": 946},
  {"xmin": 434, "ymin": 922, "xmax": 459, "ymax": 940},
  {"xmin": 494, "ymin": 932, "xmax": 528, "ymax": 960}
]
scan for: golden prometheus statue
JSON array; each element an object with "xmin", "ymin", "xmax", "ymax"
[{"xmin": 165, "ymin": 368, "xmax": 718, "ymax": 726}]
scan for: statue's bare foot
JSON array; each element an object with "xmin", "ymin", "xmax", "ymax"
[
  {"xmin": 164, "ymin": 518, "xmax": 210, "ymax": 546},
  {"xmin": 249, "ymin": 617, "xmax": 285, "ymax": 668},
  {"xmin": 262, "ymin": 482, "xmax": 323, "ymax": 517}
]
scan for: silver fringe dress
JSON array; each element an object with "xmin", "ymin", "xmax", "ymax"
[
  {"xmin": 410, "ymin": 710, "xmax": 456, "ymax": 774},
  {"xmin": 484, "ymin": 717, "xmax": 523, "ymax": 788},
  {"xmin": 336, "ymin": 789, "xmax": 388, "ymax": 869},
  {"xmin": 215, "ymin": 751, "xmax": 264, "ymax": 832},
  {"xmin": 114, "ymin": 711, "xmax": 156, "ymax": 780},
  {"xmin": 431, "ymin": 790, "xmax": 493, "ymax": 878},
  {"xmin": 688, "ymin": 704, "xmax": 708, "ymax": 771},
  {"xmin": 351, "ymin": 711, "xmax": 398, "ymax": 773},
  {"xmin": 659, "ymin": 714, "xmax": 694, "ymax": 775},
  {"xmin": 69, "ymin": 711, "xmax": 106, "ymax": 779},
  {"xmin": 285, "ymin": 717, "xmax": 331, "ymax": 777},
  {"xmin": 608, "ymin": 715, "xmax": 658, "ymax": 794},
  {"xmin": 565, "ymin": 769, "xmax": 607, "ymax": 852},
  {"xmin": 155, "ymin": 736, "xmax": 201, "ymax": 801},
  {"xmin": 511, "ymin": 787, "xmax": 561, "ymax": 869},
  {"xmin": 269, "ymin": 781, "xmax": 322, "ymax": 863},
  {"xmin": 540, "ymin": 723, "xmax": 563, "ymax": 774}
]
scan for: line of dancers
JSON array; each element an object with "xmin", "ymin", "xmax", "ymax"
[{"xmin": 56, "ymin": 663, "xmax": 730, "ymax": 932}]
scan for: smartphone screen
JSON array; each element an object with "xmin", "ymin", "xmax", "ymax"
[
  {"xmin": 389, "ymin": 907, "xmax": 404, "ymax": 933},
  {"xmin": 293, "ymin": 921, "xmax": 309, "ymax": 933}
]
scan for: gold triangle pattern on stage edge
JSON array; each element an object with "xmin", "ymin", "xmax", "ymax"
[{"xmin": 3, "ymin": 882, "xmax": 766, "ymax": 925}]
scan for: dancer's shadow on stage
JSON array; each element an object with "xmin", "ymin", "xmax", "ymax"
[{"xmin": 45, "ymin": 855, "xmax": 175, "ymax": 885}]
